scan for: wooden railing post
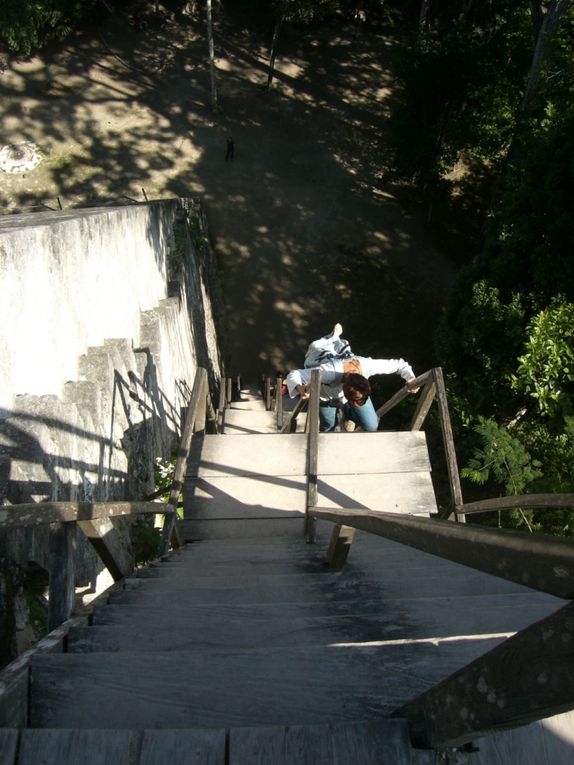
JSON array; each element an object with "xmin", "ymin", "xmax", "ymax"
[
  {"xmin": 48, "ymin": 522, "xmax": 76, "ymax": 631},
  {"xmin": 264, "ymin": 377, "xmax": 272, "ymax": 411},
  {"xmin": 304, "ymin": 369, "xmax": 320, "ymax": 543},
  {"xmin": 432, "ymin": 367, "xmax": 464, "ymax": 521},
  {"xmin": 159, "ymin": 368, "xmax": 207, "ymax": 555},
  {"xmin": 217, "ymin": 377, "xmax": 227, "ymax": 433},
  {"xmin": 275, "ymin": 375, "xmax": 284, "ymax": 431}
]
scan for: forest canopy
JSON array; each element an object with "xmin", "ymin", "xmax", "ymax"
[{"xmin": 390, "ymin": 0, "xmax": 574, "ymax": 533}]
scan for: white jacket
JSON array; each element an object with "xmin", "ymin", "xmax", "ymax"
[{"xmin": 286, "ymin": 356, "xmax": 415, "ymax": 402}]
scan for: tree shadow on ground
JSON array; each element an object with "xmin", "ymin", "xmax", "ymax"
[{"xmin": 0, "ymin": 4, "xmax": 456, "ymax": 383}]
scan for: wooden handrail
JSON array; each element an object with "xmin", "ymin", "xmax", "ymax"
[
  {"xmin": 0, "ymin": 501, "xmax": 170, "ymax": 529},
  {"xmin": 309, "ymin": 506, "xmax": 574, "ymax": 599},
  {"xmin": 395, "ymin": 598, "xmax": 574, "ymax": 749},
  {"xmin": 280, "ymin": 395, "xmax": 307, "ymax": 433},
  {"xmin": 459, "ymin": 493, "xmax": 574, "ymax": 516}
]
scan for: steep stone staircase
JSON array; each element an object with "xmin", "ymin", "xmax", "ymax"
[{"xmin": 3, "ymin": 385, "xmax": 567, "ymax": 763}]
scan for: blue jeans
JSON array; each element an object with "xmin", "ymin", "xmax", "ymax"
[{"xmin": 319, "ymin": 397, "xmax": 379, "ymax": 432}]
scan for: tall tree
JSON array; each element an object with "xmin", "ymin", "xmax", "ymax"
[
  {"xmin": 522, "ymin": 0, "xmax": 574, "ymax": 110},
  {"xmin": 266, "ymin": 0, "xmax": 337, "ymax": 90},
  {"xmin": 206, "ymin": 0, "xmax": 219, "ymax": 111}
]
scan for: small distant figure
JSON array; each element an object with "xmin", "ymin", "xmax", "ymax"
[
  {"xmin": 131, "ymin": 13, "xmax": 147, "ymax": 31},
  {"xmin": 225, "ymin": 135, "xmax": 235, "ymax": 161}
]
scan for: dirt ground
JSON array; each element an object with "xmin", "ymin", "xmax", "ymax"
[{"xmin": 0, "ymin": 3, "xmax": 456, "ymax": 386}]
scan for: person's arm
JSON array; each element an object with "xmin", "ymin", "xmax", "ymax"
[
  {"xmin": 286, "ymin": 365, "xmax": 339, "ymax": 399},
  {"xmin": 286, "ymin": 368, "xmax": 313, "ymax": 399},
  {"xmin": 362, "ymin": 357, "xmax": 420, "ymax": 393}
]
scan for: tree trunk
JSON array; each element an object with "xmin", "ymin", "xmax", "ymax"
[
  {"xmin": 267, "ymin": 19, "xmax": 282, "ymax": 90},
  {"xmin": 418, "ymin": 0, "xmax": 430, "ymax": 30},
  {"xmin": 522, "ymin": 0, "xmax": 573, "ymax": 111},
  {"xmin": 206, "ymin": 0, "xmax": 219, "ymax": 111}
]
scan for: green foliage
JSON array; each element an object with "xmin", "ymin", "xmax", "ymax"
[
  {"xmin": 0, "ymin": 0, "xmax": 99, "ymax": 55},
  {"xmin": 461, "ymin": 416, "xmax": 542, "ymax": 495},
  {"xmin": 390, "ymin": 3, "xmax": 531, "ymax": 192},
  {"xmin": 512, "ymin": 298, "xmax": 574, "ymax": 416},
  {"xmin": 131, "ymin": 516, "xmax": 161, "ymax": 566},
  {"xmin": 436, "ymin": 279, "xmax": 526, "ymax": 418},
  {"xmin": 272, "ymin": 0, "xmax": 338, "ymax": 23},
  {"xmin": 484, "ymin": 110, "xmax": 574, "ymax": 300}
]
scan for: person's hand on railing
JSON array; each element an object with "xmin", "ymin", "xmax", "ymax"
[
  {"xmin": 405, "ymin": 376, "xmax": 420, "ymax": 394},
  {"xmin": 295, "ymin": 384, "xmax": 311, "ymax": 400}
]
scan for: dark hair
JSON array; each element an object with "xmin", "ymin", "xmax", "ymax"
[{"xmin": 342, "ymin": 373, "xmax": 371, "ymax": 398}]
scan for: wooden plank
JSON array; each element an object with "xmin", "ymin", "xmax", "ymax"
[
  {"xmin": 29, "ymin": 639, "xmax": 509, "ymax": 729},
  {"xmin": 18, "ymin": 729, "xmax": 138, "ymax": 765},
  {"xmin": 184, "ymin": 476, "xmax": 306, "ymax": 518},
  {"xmin": 179, "ymin": 517, "xmax": 304, "ymax": 541},
  {"xmin": 229, "ymin": 725, "xmax": 289, "ymax": 765},
  {"xmin": 139, "ymin": 728, "xmax": 226, "ymax": 765},
  {"xmin": 317, "ymin": 473, "xmax": 436, "ymax": 516},
  {"xmin": 309, "ymin": 507, "xmax": 574, "ymax": 599},
  {"xmin": 398, "ymin": 600, "xmax": 574, "ymax": 749},
  {"xmin": 228, "ymin": 400, "xmax": 267, "ymax": 411},
  {"xmin": 0, "ymin": 615, "xmax": 88, "ymax": 728},
  {"xmin": 0, "ymin": 729, "xmax": 18, "ymax": 765},
  {"xmin": 188, "ymin": 434, "xmax": 308, "ymax": 478},
  {"xmin": 230, "ymin": 724, "xmax": 334, "ymax": 765},
  {"xmin": 77, "ymin": 517, "xmax": 132, "ymax": 582},
  {"xmin": 329, "ymin": 719, "xmax": 428, "ymax": 765},
  {"xmin": 222, "ymin": 410, "xmax": 278, "ymax": 434},
  {"xmin": 316, "ymin": 432, "xmax": 432, "ymax": 475},
  {"xmin": 48, "ymin": 522, "xmax": 76, "ymax": 630},
  {"xmin": 88, "ymin": 592, "xmax": 561, "ymax": 648}
]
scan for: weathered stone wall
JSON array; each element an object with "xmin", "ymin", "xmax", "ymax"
[
  {"xmin": 0, "ymin": 203, "xmax": 172, "ymax": 410},
  {"xmin": 0, "ymin": 198, "xmax": 223, "ymax": 661}
]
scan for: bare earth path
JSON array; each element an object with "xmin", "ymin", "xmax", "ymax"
[{"xmin": 0, "ymin": 6, "xmax": 455, "ymax": 384}]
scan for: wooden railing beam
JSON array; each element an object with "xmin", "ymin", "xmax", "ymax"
[
  {"xmin": 77, "ymin": 517, "xmax": 133, "ymax": 582},
  {"xmin": 410, "ymin": 380, "xmax": 436, "ymax": 431},
  {"xmin": 0, "ymin": 501, "xmax": 169, "ymax": 529},
  {"xmin": 459, "ymin": 493, "xmax": 574, "ymax": 516},
  {"xmin": 396, "ymin": 599, "xmax": 574, "ymax": 749},
  {"xmin": 309, "ymin": 506, "xmax": 574, "ymax": 598}
]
